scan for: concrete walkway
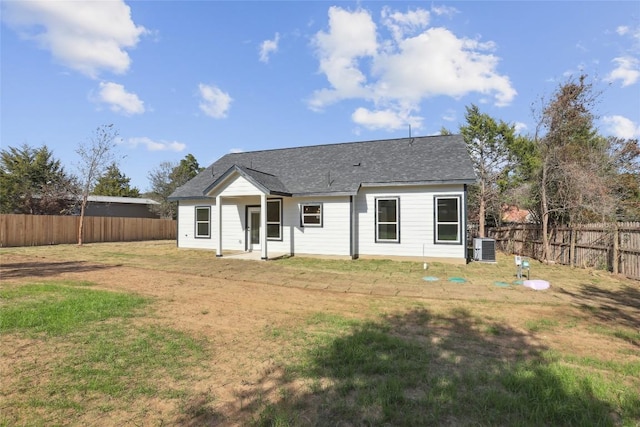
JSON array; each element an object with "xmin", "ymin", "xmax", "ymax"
[{"xmin": 225, "ymin": 251, "xmax": 289, "ymax": 261}]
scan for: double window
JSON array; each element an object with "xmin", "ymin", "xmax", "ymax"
[
  {"xmin": 301, "ymin": 203, "xmax": 322, "ymax": 227},
  {"xmin": 266, "ymin": 199, "xmax": 282, "ymax": 240},
  {"xmin": 375, "ymin": 197, "xmax": 399, "ymax": 243},
  {"xmin": 195, "ymin": 206, "xmax": 211, "ymax": 238},
  {"xmin": 435, "ymin": 196, "xmax": 461, "ymax": 244}
]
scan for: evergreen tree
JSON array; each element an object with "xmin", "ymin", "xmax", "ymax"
[
  {"xmin": 93, "ymin": 163, "xmax": 140, "ymax": 197},
  {"xmin": 0, "ymin": 144, "xmax": 77, "ymax": 215},
  {"xmin": 460, "ymin": 104, "xmax": 517, "ymax": 236}
]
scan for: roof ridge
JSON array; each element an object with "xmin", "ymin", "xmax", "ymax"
[{"xmin": 225, "ymin": 134, "xmax": 457, "ymax": 156}]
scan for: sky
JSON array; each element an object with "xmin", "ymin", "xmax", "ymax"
[{"xmin": 1, "ymin": 1, "xmax": 639, "ymax": 192}]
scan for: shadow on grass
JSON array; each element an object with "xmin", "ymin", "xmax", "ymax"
[
  {"xmin": 0, "ymin": 261, "xmax": 117, "ymax": 279},
  {"xmin": 231, "ymin": 307, "xmax": 633, "ymax": 426},
  {"xmin": 561, "ymin": 284, "xmax": 640, "ymax": 330}
]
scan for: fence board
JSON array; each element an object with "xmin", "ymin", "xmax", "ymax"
[
  {"xmin": 0, "ymin": 214, "xmax": 176, "ymax": 247},
  {"xmin": 486, "ymin": 222, "xmax": 640, "ymax": 281}
]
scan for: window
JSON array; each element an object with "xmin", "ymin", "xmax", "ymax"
[
  {"xmin": 195, "ymin": 206, "xmax": 210, "ymax": 238},
  {"xmin": 266, "ymin": 199, "xmax": 282, "ymax": 240},
  {"xmin": 376, "ymin": 198, "xmax": 399, "ymax": 242},
  {"xmin": 301, "ymin": 203, "xmax": 322, "ymax": 227},
  {"xmin": 435, "ymin": 196, "xmax": 461, "ymax": 244}
]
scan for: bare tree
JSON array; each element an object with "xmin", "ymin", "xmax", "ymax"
[
  {"xmin": 147, "ymin": 161, "xmax": 177, "ymax": 219},
  {"xmin": 531, "ymin": 75, "xmax": 610, "ymax": 261},
  {"xmin": 75, "ymin": 124, "xmax": 120, "ymax": 245}
]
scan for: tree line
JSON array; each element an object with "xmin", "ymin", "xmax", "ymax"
[
  {"xmin": 453, "ymin": 75, "xmax": 639, "ymax": 262},
  {"xmin": 0, "ymin": 124, "xmax": 203, "ymax": 244},
  {"xmin": 2, "ymin": 75, "xmax": 638, "ymax": 257}
]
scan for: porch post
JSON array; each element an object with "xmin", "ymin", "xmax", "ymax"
[
  {"xmin": 260, "ymin": 193, "xmax": 267, "ymax": 260},
  {"xmin": 216, "ymin": 195, "xmax": 222, "ymax": 257}
]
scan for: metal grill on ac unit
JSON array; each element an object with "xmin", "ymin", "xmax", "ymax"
[{"xmin": 473, "ymin": 238, "xmax": 496, "ymax": 262}]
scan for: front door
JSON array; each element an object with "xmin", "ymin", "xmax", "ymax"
[{"xmin": 248, "ymin": 207, "xmax": 261, "ymax": 251}]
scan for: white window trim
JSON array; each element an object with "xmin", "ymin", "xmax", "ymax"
[
  {"xmin": 375, "ymin": 197, "xmax": 400, "ymax": 243},
  {"xmin": 266, "ymin": 199, "xmax": 282, "ymax": 241},
  {"xmin": 434, "ymin": 195, "xmax": 462, "ymax": 244},
  {"xmin": 301, "ymin": 203, "xmax": 323, "ymax": 227},
  {"xmin": 195, "ymin": 206, "xmax": 211, "ymax": 239}
]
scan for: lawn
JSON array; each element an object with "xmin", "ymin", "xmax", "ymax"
[{"xmin": 1, "ymin": 241, "xmax": 638, "ymax": 426}]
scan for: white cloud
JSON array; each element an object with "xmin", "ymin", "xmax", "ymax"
[
  {"xmin": 259, "ymin": 33, "xmax": 280, "ymax": 63},
  {"xmin": 381, "ymin": 6, "xmax": 430, "ymax": 42},
  {"xmin": 198, "ymin": 83, "xmax": 232, "ymax": 119},
  {"xmin": 352, "ymin": 107, "xmax": 422, "ymax": 131},
  {"xmin": 229, "ymin": 148, "xmax": 244, "ymax": 153},
  {"xmin": 605, "ymin": 56, "xmax": 640, "ymax": 87},
  {"xmin": 602, "ymin": 115, "xmax": 640, "ymax": 139},
  {"xmin": 514, "ymin": 122, "xmax": 528, "ymax": 134},
  {"xmin": 96, "ymin": 82, "xmax": 145, "ymax": 115},
  {"xmin": 617, "ymin": 26, "xmax": 630, "ymax": 36},
  {"xmin": 431, "ymin": 5, "xmax": 459, "ymax": 18},
  {"xmin": 441, "ymin": 109, "xmax": 456, "ymax": 122},
  {"xmin": 2, "ymin": 0, "xmax": 147, "ymax": 78},
  {"xmin": 125, "ymin": 137, "xmax": 186, "ymax": 152},
  {"xmin": 309, "ymin": 6, "xmax": 378, "ymax": 111},
  {"xmin": 309, "ymin": 6, "xmax": 516, "ymax": 132}
]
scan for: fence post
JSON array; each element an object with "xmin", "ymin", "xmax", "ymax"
[
  {"xmin": 613, "ymin": 224, "xmax": 619, "ymax": 275},
  {"xmin": 569, "ymin": 224, "xmax": 576, "ymax": 268}
]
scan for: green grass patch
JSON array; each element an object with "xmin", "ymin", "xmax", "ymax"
[
  {"xmin": 525, "ymin": 318, "xmax": 560, "ymax": 332},
  {"xmin": 257, "ymin": 310, "xmax": 640, "ymax": 426},
  {"xmin": 589, "ymin": 324, "xmax": 640, "ymax": 346},
  {"xmin": 53, "ymin": 324, "xmax": 207, "ymax": 399},
  {"xmin": 1, "ymin": 280, "xmax": 209, "ymax": 425},
  {"xmin": 0, "ymin": 281, "xmax": 147, "ymax": 336}
]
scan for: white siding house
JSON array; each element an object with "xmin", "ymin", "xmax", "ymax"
[{"xmin": 169, "ymin": 135, "xmax": 476, "ymax": 263}]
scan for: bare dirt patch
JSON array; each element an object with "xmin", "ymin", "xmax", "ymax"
[{"xmin": 1, "ymin": 247, "xmax": 638, "ymax": 425}]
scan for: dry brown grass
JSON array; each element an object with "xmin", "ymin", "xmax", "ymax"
[{"xmin": 1, "ymin": 241, "xmax": 638, "ymax": 425}]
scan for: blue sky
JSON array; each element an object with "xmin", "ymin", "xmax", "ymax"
[{"xmin": 2, "ymin": 1, "xmax": 639, "ymax": 192}]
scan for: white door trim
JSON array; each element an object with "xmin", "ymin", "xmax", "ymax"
[{"xmin": 247, "ymin": 207, "xmax": 261, "ymax": 251}]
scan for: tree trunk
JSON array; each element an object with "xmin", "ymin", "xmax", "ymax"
[
  {"xmin": 541, "ymin": 164, "xmax": 551, "ymax": 263},
  {"xmin": 478, "ymin": 179, "xmax": 486, "ymax": 238},
  {"xmin": 479, "ymin": 196, "xmax": 486, "ymax": 238},
  {"xmin": 78, "ymin": 197, "xmax": 87, "ymax": 246}
]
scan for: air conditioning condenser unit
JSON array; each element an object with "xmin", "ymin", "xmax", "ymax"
[{"xmin": 473, "ymin": 238, "xmax": 496, "ymax": 262}]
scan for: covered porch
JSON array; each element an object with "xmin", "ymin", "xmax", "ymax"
[{"xmin": 207, "ymin": 164, "xmax": 291, "ymax": 260}]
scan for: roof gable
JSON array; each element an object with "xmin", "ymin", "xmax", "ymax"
[
  {"xmin": 204, "ymin": 164, "xmax": 290, "ymax": 197},
  {"xmin": 169, "ymin": 135, "xmax": 476, "ymax": 199}
]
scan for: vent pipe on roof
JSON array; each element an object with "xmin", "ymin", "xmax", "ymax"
[{"xmin": 327, "ymin": 171, "xmax": 335, "ymax": 187}]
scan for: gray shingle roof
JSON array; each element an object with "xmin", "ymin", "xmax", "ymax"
[{"xmin": 169, "ymin": 135, "xmax": 476, "ymax": 199}]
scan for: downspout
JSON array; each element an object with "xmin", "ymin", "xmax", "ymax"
[
  {"xmin": 349, "ymin": 196, "xmax": 354, "ymax": 259},
  {"xmin": 175, "ymin": 200, "xmax": 179, "ymax": 247},
  {"xmin": 463, "ymin": 184, "xmax": 468, "ymax": 262},
  {"xmin": 216, "ymin": 195, "xmax": 222, "ymax": 257},
  {"xmin": 351, "ymin": 194, "xmax": 358, "ymax": 259}
]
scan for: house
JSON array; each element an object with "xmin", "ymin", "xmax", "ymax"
[
  {"xmin": 501, "ymin": 204, "xmax": 533, "ymax": 224},
  {"xmin": 82, "ymin": 196, "xmax": 161, "ymax": 219},
  {"xmin": 168, "ymin": 135, "xmax": 476, "ymax": 263}
]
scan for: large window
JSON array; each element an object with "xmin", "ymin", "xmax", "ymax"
[
  {"xmin": 301, "ymin": 203, "xmax": 322, "ymax": 227},
  {"xmin": 376, "ymin": 197, "xmax": 399, "ymax": 243},
  {"xmin": 435, "ymin": 196, "xmax": 461, "ymax": 244},
  {"xmin": 195, "ymin": 206, "xmax": 211, "ymax": 238},
  {"xmin": 266, "ymin": 199, "xmax": 282, "ymax": 240}
]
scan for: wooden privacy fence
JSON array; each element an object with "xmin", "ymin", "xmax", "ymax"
[
  {"xmin": 487, "ymin": 222, "xmax": 640, "ymax": 281},
  {"xmin": 0, "ymin": 214, "xmax": 176, "ymax": 247}
]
